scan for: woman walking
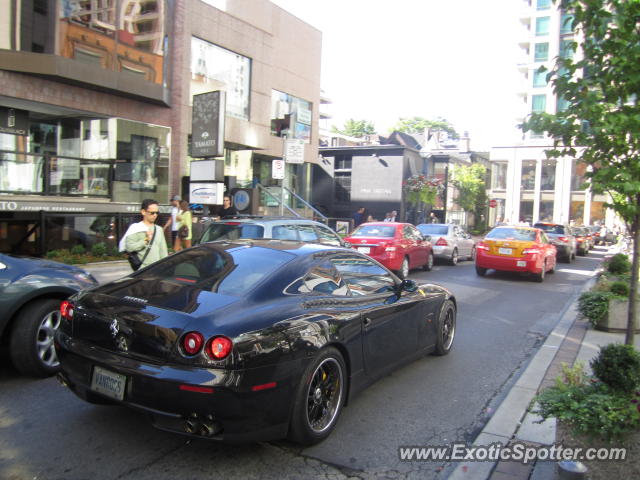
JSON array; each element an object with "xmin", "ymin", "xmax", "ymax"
[{"xmin": 173, "ymin": 200, "xmax": 193, "ymax": 251}]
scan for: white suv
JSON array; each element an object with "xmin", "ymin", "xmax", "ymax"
[{"xmin": 197, "ymin": 217, "xmax": 345, "ymax": 247}]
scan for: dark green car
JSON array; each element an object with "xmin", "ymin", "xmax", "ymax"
[{"xmin": 0, "ymin": 253, "xmax": 98, "ymax": 377}]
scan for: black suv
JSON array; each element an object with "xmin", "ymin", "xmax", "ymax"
[{"xmin": 533, "ymin": 223, "xmax": 577, "ymax": 262}]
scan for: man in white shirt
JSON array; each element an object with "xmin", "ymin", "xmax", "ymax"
[{"xmin": 163, "ymin": 195, "xmax": 181, "ymax": 245}]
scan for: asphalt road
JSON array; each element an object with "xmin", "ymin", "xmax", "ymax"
[{"xmin": 0, "ymin": 247, "xmax": 606, "ymax": 480}]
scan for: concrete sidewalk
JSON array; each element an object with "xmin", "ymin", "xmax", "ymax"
[{"xmin": 448, "ymin": 245, "xmax": 636, "ymax": 480}]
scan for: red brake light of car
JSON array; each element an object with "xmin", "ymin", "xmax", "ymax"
[
  {"xmin": 558, "ymin": 236, "xmax": 569, "ymax": 243},
  {"xmin": 477, "ymin": 242, "xmax": 490, "ymax": 251},
  {"xmin": 60, "ymin": 300, "xmax": 74, "ymax": 321},
  {"xmin": 523, "ymin": 248, "xmax": 540, "ymax": 255},
  {"xmin": 206, "ymin": 336, "xmax": 233, "ymax": 360},
  {"xmin": 182, "ymin": 332, "xmax": 204, "ymax": 355},
  {"xmin": 223, "ymin": 222, "xmax": 241, "ymax": 226},
  {"xmin": 435, "ymin": 238, "xmax": 448, "ymax": 246}
]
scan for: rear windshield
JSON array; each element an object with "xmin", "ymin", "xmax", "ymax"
[
  {"xmin": 534, "ymin": 224, "xmax": 566, "ymax": 234},
  {"xmin": 487, "ymin": 228, "xmax": 536, "ymax": 241},
  {"xmin": 350, "ymin": 225, "xmax": 397, "ymax": 238},
  {"xmin": 417, "ymin": 224, "xmax": 449, "ymax": 235},
  {"xmin": 200, "ymin": 223, "xmax": 265, "ymax": 243},
  {"xmin": 135, "ymin": 244, "xmax": 292, "ymax": 295}
]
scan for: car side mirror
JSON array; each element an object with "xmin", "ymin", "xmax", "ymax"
[
  {"xmin": 423, "ymin": 234, "xmax": 431, "ymax": 242},
  {"xmin": 400, "ymin": 279, "xmax": 418, "ymax": 293}
]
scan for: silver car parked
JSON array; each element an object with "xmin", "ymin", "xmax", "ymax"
[{"xmin": 416, "ymin": 223, "xmax": 476, "ymax": 265}]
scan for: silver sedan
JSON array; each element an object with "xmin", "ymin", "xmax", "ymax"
[{"xmin": 416, "ymin": 223, "xmax": 476, "ymax": 265}]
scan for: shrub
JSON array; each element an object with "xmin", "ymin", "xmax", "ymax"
[
  {"xmin": 577, "ymin": 290, "xmax": 611, "ymax": 327},
  {"xmin": 45, "ymin": 250, "xmax": 61, "ymax": 259},
  {"xmin": 70, "ymin": 244, "xmax": 86, "ymax": 255},
  {"xmin": 590, "ymin": 344, "xmax": 640, "ymax": 393},
  {"xmin": 606, "ymin": 253, "xmax": 631, "ymax": 275},
  {"xmin": 609, "ymin": 280, "xmax": 630, "ymax": 297},
  {"xmin": 535, "ymin": 360, "xmax": 640, "ymax": 440},
  {"xmin": 91, "ymin": 242, "xmax": 108, "ymax": 257}
]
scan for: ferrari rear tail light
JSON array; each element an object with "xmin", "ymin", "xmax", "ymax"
[
  {"xmin": 182, "ymin": 332, "xmax": 204, "ymax": 355},
  {"xmin": 60, "ymin": 300, "xmax": 74, "ymax": 321},
  {"xmin": 558, "ymin": 236, "xmax": 569, "ymax": 243},
  {"xmin": 435, "ymin": 238, "xmax": 448, "ymax": 246},
  {"xmin": 477, "ymin": 242, "xmax": 490, "ymax": 251},
  {"xmin": 206, "ymin": 336, "xmax": 233, "ymax": 360}
]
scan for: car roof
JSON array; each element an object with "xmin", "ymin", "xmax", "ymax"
[
  {"xmin": 199, "ymin": 239, "xmax": 345, "ymax": 257},
  {"xmin": 213, "ymin": 217, "xmax": 326, "ymax": 225}
]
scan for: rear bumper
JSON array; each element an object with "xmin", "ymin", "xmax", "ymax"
[
  {"xmin": 55, "ymin": 331, "xmax": 296, "ymax": 443},
  {"xmin": 432, "ymin": 245, "xmax": 454, "ymax": 259},
  {"xmin": 476, "ymin": 251, "xmax": 541, "ymax": 273},
  {"xmin": 552, "ymin": 244, "xmax": 572, "ymax": 258}
]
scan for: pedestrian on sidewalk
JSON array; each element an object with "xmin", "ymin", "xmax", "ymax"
[
  {"xmin": 163, "ymin": 195, "xmax": 182, "ymax": 246},
  {"xmin": 173, "ymin": 200, "xmax": 193, "ymax": 252},
  {"xmin": 219, "ymin": 194, "xmax": 238, "ymax": 218},
  {"xmin": 120, "ymin": 198, "xmax": 168, "ymax": 270}
]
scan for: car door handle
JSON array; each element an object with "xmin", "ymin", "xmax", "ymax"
[{"xmin": 363, "ymin": 317, "xmax": 372, "ymax": 327}]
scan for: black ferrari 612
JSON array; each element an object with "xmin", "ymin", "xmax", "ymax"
[{"xmin": 56, "ymin": 240, "xmax": 456, "ymax": 445}]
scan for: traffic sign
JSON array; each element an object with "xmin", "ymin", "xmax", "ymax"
[
  {"xmin": 489, "ymin": 199, "xmax": 498, "ymax": 208},
  {"xmin": 284, "ymin": 138, "xmax": 305, "ymax": 164},
  {"xmin": 272, "ymin": 159, "xmax": 285, "ymax": 179}
]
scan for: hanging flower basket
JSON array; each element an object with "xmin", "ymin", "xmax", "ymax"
[{"xmin": 403, "ymin": 175, "xmax": 438, "ymax": 205}]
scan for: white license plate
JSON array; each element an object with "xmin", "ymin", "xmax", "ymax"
[
  {"xmin": 517, "ymin": 261, "xmax": 527, "ymax": 267},
  {"xmin": 91, "ymin": 366, "xmax": 126, "ymax": 401},
  {"xmin": 498, "ymin": 247, "xmax": 513, "ymax": 255},
  {"xmin": 357, "ymin": 247, "xmax": 371, "ymax": 254}
]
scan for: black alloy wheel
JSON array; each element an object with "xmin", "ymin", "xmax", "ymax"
[
  {"xmin": 289, "ymin": 347, "xmax": 346, "ymax": 445},
  {"xmin": 433, "ymin": 300, "xmax": 456, "ymax": 356}
]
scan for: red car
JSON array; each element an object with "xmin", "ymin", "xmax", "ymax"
[
  {"xmin": 344, "ymin": 222, "xmax": 433, "ymax": 279},
  {"xmin": 475, "ymin": 226, "xmax": 557, "ymax": 282}
]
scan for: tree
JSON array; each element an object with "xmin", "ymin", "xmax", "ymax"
[
  {"xmin": 451, "ymin": 164, "xmax": 487, "ymax": 225},
  {"xmin": 392, "ymin": 116, "xmax": 459, "ymax": 140},
  {"xmin": 331, "ymin": 119, "xmax": 376, "ymax": 138},
  {"xmin": 522, "ymin": 0, "xmax": 640, "ymax": 345}
]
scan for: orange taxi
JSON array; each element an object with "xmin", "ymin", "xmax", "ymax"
[{"xmin": 475, "ymin": 226, "xmax": 557, "ymax": 282}]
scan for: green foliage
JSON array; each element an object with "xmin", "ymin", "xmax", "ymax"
[
  {"xmin": 403, "ymin": 175, "xmax": 437, "ymax": 205},
  {"xmin": 520, "ymin": 0, "xmax": 640, "ymax": 344},
  {"xmin": 590, "ymin": 344, "xmax": 640, "ymax": 393},
  {"xmin": 392, "ymin": 116, "xmax": 459, "ymax": 139},
  {"xmin": 535, "ymin": 360, "xmax": 640, "ymax": 440},
  {"xmin": 451, "ymin": 164, "xmax": 487, "ymax": 214},
  {"xmin": 70, "ymin": 244, "xmax": 86, "ymax": 255},
  {"xmin": 606, "ymin": 253, "xmax": 631, "ymax": 275},
  {"xmin": 91, "ymin": 242, "xmax": 108, "ymax": 257},
  {"xmin": 45, "ymin": 250, "xmax": 61, "ymax": 259},
  {"xmin": 331, "ymin": 119, "xmax": 376, "ymax": 138},
  {"xmin": 610, "ymin": 281, "xmax": 630, "ymax": 297},
  {"xmin": 578, "ymin": 290, "xmax": 611, "ymax": 327}
]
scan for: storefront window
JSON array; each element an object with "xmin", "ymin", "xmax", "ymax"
[
  {"xmin": 570, "ymin": 199, "xmax": 585, "ymax": 223},
  {"xmin": 540, "ymin": 160, "xmax": 556, "ymax": 190},
  {"xmin": 48, "ymin": 157, "xmax": 111, "ymax": 196},
  {"xmin": 519, "ymin": 199, "xmax": 534, "ymax": 224},
  {"xmin": 571, "ymin": 160, "xmax": 587, "ymax": 190},
  {"xmin": 539, "ymin": 200, "xmax": 554, "ymax": 222},
  {"xmin": 190, "ymin": 37, "xmax": 251, "ymax": 120},
  {"xmin": 0, "ymin": 152, "xmax": 44, "ymax": 192},
  {"xmin": 521, "ymin": 160, "xmax": 536, "ymax": 190},
  {"xmin": 491, "ymin": 162, "xmax": 507, "ymax": 190},
  {"xmin": 270, "ymin": 90, "xmax": 312, "ymax": 143}
]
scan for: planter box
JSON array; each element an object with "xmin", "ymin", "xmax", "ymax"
[
  {"xmin": 556, "ymin": 421, "xmax": 640, "ymax": 479},
  {"xmin": 595, "ymin": 297, "xmax": 640, "ymax": 333}
]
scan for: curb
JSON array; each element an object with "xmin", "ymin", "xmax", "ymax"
[{"xmin": 447, "ymin": 268, "xmax": 600, "ymax": 480}]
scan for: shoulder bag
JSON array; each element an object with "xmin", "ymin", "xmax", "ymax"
[{"xmin": 127, "ymin": 226, "xmax": 156, "ymax": 271}]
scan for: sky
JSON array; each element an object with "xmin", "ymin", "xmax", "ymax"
[{"xmin": 271, "ymin": 0, "xmax": 525, "ymax": 150}]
